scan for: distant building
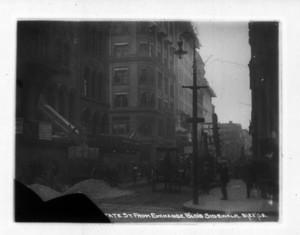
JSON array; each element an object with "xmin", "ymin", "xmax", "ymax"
[
  {"xmin": 219, "ymin": 121, "xmax": 244, "ymax": 162},
  {"xmin": 174, "ymin": 32, "xmax": 216, "ymax": 155},
  {"xmin": 241, "ymin": 129, "xmax": 252, "ymax": 160}
]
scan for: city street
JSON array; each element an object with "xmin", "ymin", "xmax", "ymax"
[
  {"xmin": 95, "ymin": 180, "xmax": 278, "ymax": 223},
  {"xmin": 13, "ymin": 20, "xmax": 280, "ymax": 225}
]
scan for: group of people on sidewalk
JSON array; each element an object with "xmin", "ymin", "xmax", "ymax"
[{"xmin": 210, "ymin": 158, "xmax": 278, "ymax": 201}]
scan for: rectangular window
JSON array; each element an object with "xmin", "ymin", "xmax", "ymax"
[
  {"xmin": 113, "ymin": 23, "xmax": 129, "ymax": 35},
  {"xmin": 157, "ymin": 97, "xmax": 162, "ymax": 110},
  {"xmin": 113, "ymin": 68, "xmax": 129, "ymax": 84},
  {"xmin": 170, "ymin": 83, "xmax": 174, "ymax": 98},
  {"xmin": 139, "ymin": 42, "xmax": 148, "ymax": 57},
  {"xmin": 139, "ymin": 22, "xmax": 150, "ymax": 34},
  {"xmin": 170, "ymin": 102, "xmax": 174, "ymax": 112},
  {"xmin": 112, "ymin": 117, "xmax": 130, "ymax": 135},
  {"xmin": 164, "ymin": 100, "xmax": 169, "ymax": 111},
  {"xmin": 157, "ymin": 72, "xmax": 162, "ymax": 90},
  {"xmin": 149, "ymin": 44, "xmax": 155, "ymax": 57},
  {"xmin": 139, "ymin": 91, "xmax": 154, "ymax": 107},
  {"xmin": 139, "ymin": 67, "xmax": 148, "ymax": 83},
  {"xmin": 169, "ymin": 48, "xmax": 174, "ymax": 71},
  {"xmin": 114, "ymin": 93, "xmax": 128, "ymax": 107},
  {"xmin": 164, "ymin": 77, "xmax": 168, "ymax": 94},
  {"xmin": 170, "ymin": 22, "xmax": 174, "ymax": 38},
  {"xmin": 158, "ymin": 119, "xmax": 163, "ymax": 136},
  {"xmin": 114, "ymin": 43, "xmax": 129, "ymax": 58},
  {"xmin": 139, "ymin": 67, "xmax": 154, "ymax": 84},
  {"xmin": 157, "ymin": 39, "xmax": 162, "ymax": 62},
  {"xmin": 163, "ymin": 48, "xmax": 168, "ymax": 66}
]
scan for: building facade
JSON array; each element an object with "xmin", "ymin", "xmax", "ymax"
[
  {"xmin": 219, "ymin": 121, "xmax": 244, "ymax": 163},
  {"xmin": 248, "ymin": 22, "xmax": 279, "ymax": 160},
  {"xmin": 108, "ymin": 21, "xmax": 216, "ymax": 163},
  {"xmin": 16, "ymin": 21, "xmax": 139, "ymax": 185}
]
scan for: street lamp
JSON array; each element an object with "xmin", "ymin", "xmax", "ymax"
[{"xmin": 174, "ymin": 31, "xmax": 206, "ymax": 205}]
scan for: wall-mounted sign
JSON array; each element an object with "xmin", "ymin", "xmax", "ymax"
[
  {"xmin": 39, "ymin": 122, "xmax": 52, "ymax": 140},
  {"xmin": 184, "ymin": 145, "xmax": 192, "ymax": 154},
  {"xmin": 68, "ymin": 145, "xmax": 99, "ymax": 159}
]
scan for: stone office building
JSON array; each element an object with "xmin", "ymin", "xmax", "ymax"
[
  {"xmin": 15, "ymin": 21, "xmax": 139, "ymax": 185},
  {"xmin": 108, "ymin": 21, "xmax": 216, "ymax": 163}
]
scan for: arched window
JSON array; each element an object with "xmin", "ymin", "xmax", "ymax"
[
  {"xmin": 62, "ymin": 43, "xmax": 69, "ymax": 70},
  {"xmin": 58, "ymin": 85, "xmax": 67, "ymax": 117},
  {"xmin": 92, "ymin": 70, "xmax": 97, "ymax": 99},
  {"xmin": 39, "ymin": 32, "xmax": 49, "ymax": 58},
  {"xmin": 81, "ymin": 108, "xmax": 91, "ymax": 132},
  {"xmin": 98, "ymin": 72, "xmax": 106, "ymax": 101},
  {"xmin": 140, "ymin": 121, "xmax": 152, "ymax": 136},
  {"xmin": 92, "ymin": 110, "xmax": 99, "ymax": 135},
  {"xmin": 84, "ymin": 67, "xmax": 90, "ymax": 97},
  {"xmin": 92, "ymin": 28, "xmax": 97, "ymax": 53},
  {"xmin": 100, "ymin": 113, "xmax": 109, "ymax": 133},
  {"xmin": 98, "ymin": 32, "xmax": 102, "ymax": 57},
  {"xmin": 46, "ymin": 84, "xmax": 58, "ymax": 109},
  {"xmin": 55, "ymin": 39, "xmax": 62, "ymax": 66},
  {"xmin": 88, "ymin": 26, "xmax": 92, "ymax": 53},
  {"xmin": 68, "ymin": 90, "xmax": 76, "ymax": 123},
  {"xmin": 84, "ymin": 25, "xmax": 89, "ymax": 51}
]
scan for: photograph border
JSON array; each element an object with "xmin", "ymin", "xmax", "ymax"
[{"xmin": 0, "ymin": 0, "xmax": 297, "ymax": 234}]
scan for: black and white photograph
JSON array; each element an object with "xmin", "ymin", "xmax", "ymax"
[
  {"xmin": 14, "ymin": 20, "xmax": 279, "ymax": 223},
  {"xmin": 2, "ymin": 0, "xmax": 300, "ymax": 234}
]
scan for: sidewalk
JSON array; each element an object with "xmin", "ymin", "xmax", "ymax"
[
  {"xmin": 118, "ymin": 178, "xmax": 149, "ymax": 188},
  {"xmin": 183, "ymin": 179, "xmax": 279, "ymax": 215}
]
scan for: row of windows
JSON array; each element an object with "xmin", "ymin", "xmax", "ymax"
[
  {"xmin": 113, "ymin": 67, "xmax": 174, "ymax": 93},
  {"xmin": 84, "ymin": 26, "xmax": 104, "ymax": 58},
  {"xmin": 113, "ymin": 92, "xmax": 174, "ymax": 111},
  {"xmin": 80, "ymin": 108, "xmax": 109, "ymax": 134},
  {"xmin": 46, "ymin": 85, "xmax": 76, "ymax": 123},
  {"xmin": 112, "ymin": 22, "xmax": 176, "ymax": 36},
  {"xmin": 112, "ymin": 40, "xmax": 176, "ymax": 70},
  {"xmin": 83, "ymin": 67, "xmax": 107, "ymax": 101},
  {"xmin": 111, "ymin": 22, "xmax": 158, "ymax": 35},
  {"xmin": 111, "ymin": 117, "xmax": 175, "ymax": 138},
  {"xmin": 112, "ymin": 118, "xmax": 154, "ymax": 136},
  {"xmin": 34, "ymin": 31, "xmax": 70, "ymax": 70}
]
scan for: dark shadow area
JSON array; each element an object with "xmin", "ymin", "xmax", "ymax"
[{"xmin": 14, "ymin": 180, "xmax": 110, "ymax": 223}]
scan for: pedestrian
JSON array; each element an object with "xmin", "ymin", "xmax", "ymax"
[
  {"xmin": 242, "ymin": 160, "xmax": 255, "ymax": 199},
  {"xmin": 201, "ymin": 162, "xmax": 210, "ymax": 194},
  {"xmin": 132, "ymin": 164, "xmax": 138, "ymax": 185},
  {"xmin": 162, "ymin": 153, "xmax": 172, "ymax": 190},
  {"xmin": 218, "ymin": 160, "xmax": 229, "ymax": 200}
]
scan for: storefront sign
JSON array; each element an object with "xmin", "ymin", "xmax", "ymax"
[
  {"xmin": 39, "ymin": 122, "xmax": 52, "ymax": 140},
  {"xmin": 184, "ymin": 146, "xmax": 192, "ymax": 153}
]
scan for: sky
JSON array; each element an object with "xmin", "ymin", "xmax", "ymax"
[{"xmin": 194, "ymin": 22, "xmax": 251, "ymax": 129}]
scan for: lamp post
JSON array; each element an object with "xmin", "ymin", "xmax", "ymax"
[{"xmin": 174, "ymin": 31, "xmax": 207, "ymax": 205}]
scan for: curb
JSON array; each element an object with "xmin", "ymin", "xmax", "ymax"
[{"xmin": 182, "ymin": 203, "xmax": 279, "ymax": 217}]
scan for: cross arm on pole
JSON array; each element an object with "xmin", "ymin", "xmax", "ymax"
[{"xmin": 182, "ymin": 85, "xmax": 208, "ymax": 89}]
